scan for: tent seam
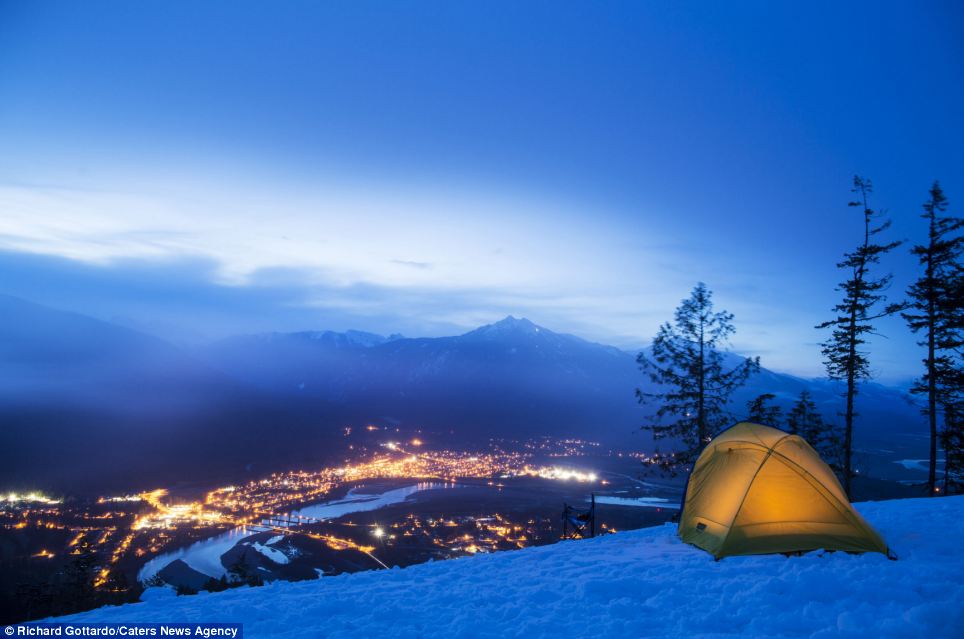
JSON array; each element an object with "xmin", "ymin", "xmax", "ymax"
[
  {"xmin": 766, "ymin": 445, "xmax": 885, "ymax": 546},
  {"xmin": 715, "ymin": 433, "xmax": 793, "ymax": 556}
]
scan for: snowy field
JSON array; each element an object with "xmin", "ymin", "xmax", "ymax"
[{"xmin": 56, "ymin": 496, "xmax": 964, "ymax": 638}]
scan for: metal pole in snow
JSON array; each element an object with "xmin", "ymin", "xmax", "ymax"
[{"xmin": 591, "ymin": 493, "xmax": 595, "ymax": 538}]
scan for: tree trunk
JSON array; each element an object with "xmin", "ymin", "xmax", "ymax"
[
  {"xmin": 845, "ymin": 270, "xmax": 861, "ymax": 500},
  {"xmin": 698, "ymin": 319, "xmax": 706, "ymax": 446},
  {"xmin": 845, "ymin": 354, "xmax": 855, "ymax": 499},
  {"xmin": 842, "ymin": 196, "xmax": 871, "ymax": 500},
  {"xmin": 928, "ymin": 327, "xmax": 937, "ymax": 495},
  {"xmin": 927, "ymin": 219, "xmax": 938, "ymax": 495}
]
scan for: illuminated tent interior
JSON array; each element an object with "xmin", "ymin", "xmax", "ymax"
[{"xmin": 678, "ymin": 422, "xmax": 889, "ymax": 558}]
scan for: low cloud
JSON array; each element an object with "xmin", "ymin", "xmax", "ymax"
[{"xmin": 390, "ymin": 259, "xmax": 433, "ymax": 270}]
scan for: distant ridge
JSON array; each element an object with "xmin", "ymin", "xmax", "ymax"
[{"xmin": 0, "ymin": 296, "xmax": 925, "ymax": 492}]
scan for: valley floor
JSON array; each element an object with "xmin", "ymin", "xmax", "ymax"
[{"xmin": 53, "ymin": 496, "xmax": 964, "ymax": 638}]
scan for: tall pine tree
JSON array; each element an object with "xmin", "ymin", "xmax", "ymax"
[
  {"xmin": 817, "ymin": 176, "xmax": 904, "ymax": 498},
  {"xmin": 902, "ymin": 182, "xmax": 963, "ymax": 495},
  {"xmin": 637, "ymin": 283, "xmax": 759, "ymax": 473}
]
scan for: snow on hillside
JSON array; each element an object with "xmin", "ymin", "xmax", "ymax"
[{"xmin": 57, "ymin": 497, "xmax": 964, "ymax": 638}]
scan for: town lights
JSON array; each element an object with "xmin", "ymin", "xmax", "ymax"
[
  {"xmin": 1, "ymin": 440, "xmax": 600, "ymax": 587},
  {"xmin": 3, "ymin": 492, "xmax": 61, "ymax": 505},
  {"xmin": 519, "ymin": 466, "xmax": 598, "ymax": 482}
]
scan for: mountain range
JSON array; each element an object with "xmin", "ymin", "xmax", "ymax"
[{"xmin": 0, "ymin": 295, "xmax": 926, "ymax": 493}]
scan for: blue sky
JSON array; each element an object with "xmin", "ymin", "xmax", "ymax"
[{"xmin": 0, "ymin": 1, "xmax": 962, "ymax": 381}]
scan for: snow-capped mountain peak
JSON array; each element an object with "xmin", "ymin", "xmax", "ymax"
[{"xmin": 465, "ymin": 316, "xmax": 545, "ymax": 339}]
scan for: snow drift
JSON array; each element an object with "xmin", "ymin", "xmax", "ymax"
[{"xmin": 56, "ymin": 496, "xmax": 964, "ymax": 638}]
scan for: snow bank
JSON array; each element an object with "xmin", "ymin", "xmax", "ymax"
[
  {"xmin": 593, "ymin": 495, "xmax": 680, "ymax": 509},
  {"xmin": 56, "ymin": 497, "xmax": 964, "ymax": 638},
  {"xmin": 137, "ymin": 587, "xmax": 176, "ymax": 603}
]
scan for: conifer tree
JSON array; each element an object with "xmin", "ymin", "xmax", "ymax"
[
  {"xmin": 637, "ymin": 283, "xmax": 759, "ymax": 473},
  {"xmin": 746, "ymin": 393, "xmax": 782, "ymax": 426},
  {"xmin": 817, "ymin": 176, "xmax": 904, "ymax": 498},
  {"xmin": 902, "ymin": 182, "xmax": 964, "ymax": 495},
  {"xmin": 786, "ymin": 389, "xmax": 842, "ymax": 472}
]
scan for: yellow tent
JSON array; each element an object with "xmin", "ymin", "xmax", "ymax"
[{"xmin": 678, "ymin": 422, "xmax": 889, "ymax": 558}]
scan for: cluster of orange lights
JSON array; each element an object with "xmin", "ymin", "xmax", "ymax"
[{"xmin": 3, "ymin": 440, "xmax": 606, "ymax": 591}]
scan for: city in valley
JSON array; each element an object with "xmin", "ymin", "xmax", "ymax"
[{"xmin": 0, "ymin": 433, "xmax": 678, "ymax": 621}]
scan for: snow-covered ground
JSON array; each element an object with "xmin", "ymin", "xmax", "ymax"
[
  {"xmin": 592, "ymin": 495, "xmax": 680, "ymax": 509},
  {"xmin": 57, "ymin": 497, "xmax": 964, "ymax": 638}
]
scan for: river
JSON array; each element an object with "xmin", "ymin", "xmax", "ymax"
[{"xmin": 137, "ymin": 482, "xmax": 459, "ymax": 582}]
